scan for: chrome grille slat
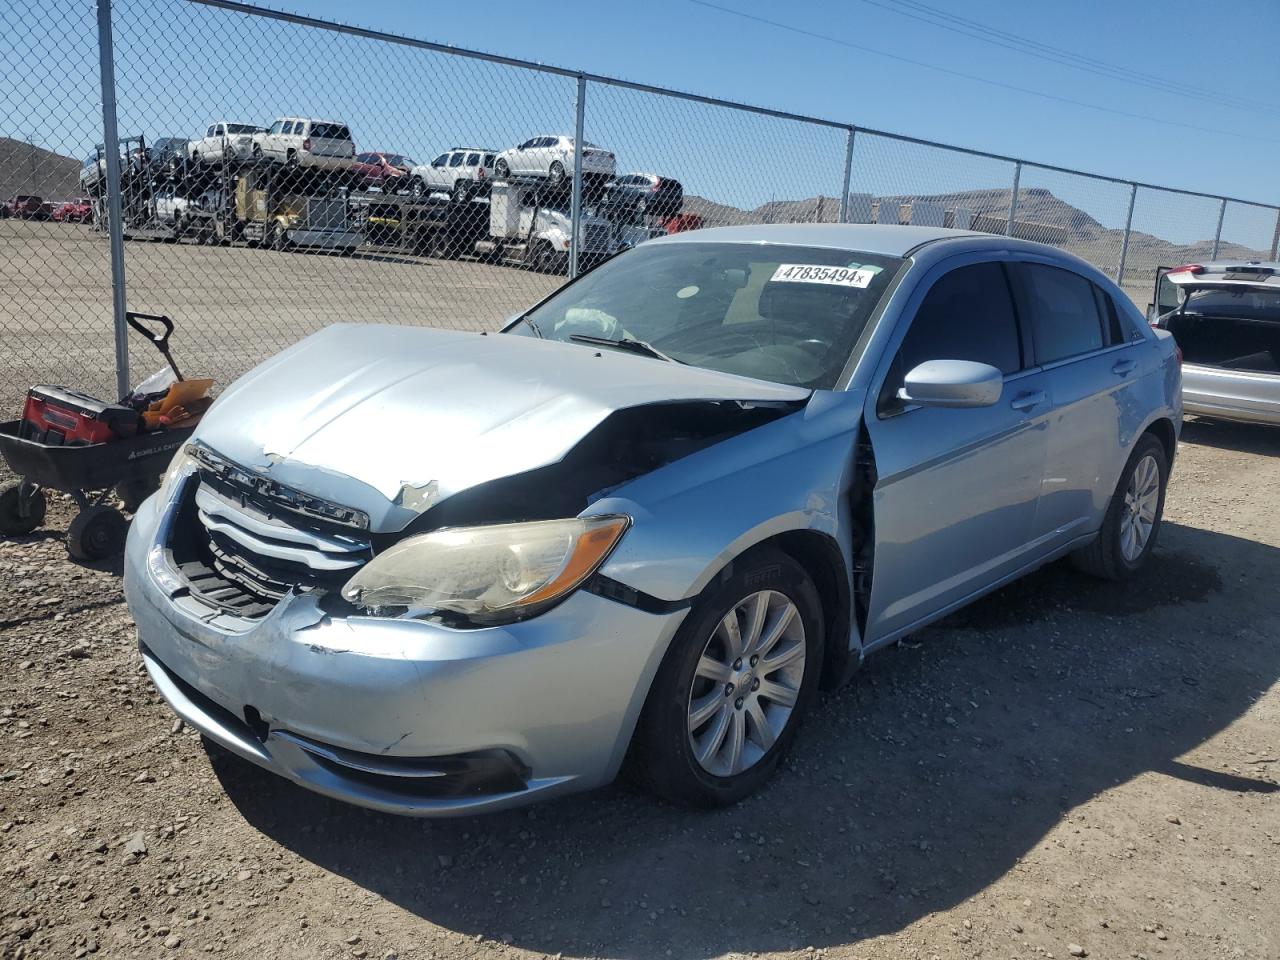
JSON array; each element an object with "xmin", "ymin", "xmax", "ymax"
[
  {"xmin": 194, "ymin": 485, "xmax": 366, "ymax": 553},
  {"xmin": 198, "ymin": 511, "xmax": 366, "ymax": 571},
  {"xmin": 173, "ymin": 463, "xmax": 373, "ymax": 618}
]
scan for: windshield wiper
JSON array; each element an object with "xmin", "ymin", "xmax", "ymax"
[{"xmin": 568, "ymin": 334, "xmax": 683, "ymax": 363}]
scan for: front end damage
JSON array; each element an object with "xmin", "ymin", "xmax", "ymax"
[{"xmin": 124, "ymin": 324, "xmax": 867, "ymax": 814}]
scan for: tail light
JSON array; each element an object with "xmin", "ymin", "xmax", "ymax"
[
  {"xmin": 1170, "ymin": 263, "xmax": 1204, "ymax": 275},
  {"xmin": 302, "ymin": 137, "xmax": 312, "ymax": 151}
]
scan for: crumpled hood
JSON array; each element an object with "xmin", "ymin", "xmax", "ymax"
[{"xmin": 193, "ymin": 324, "xmax": 810, "ymax": 531}]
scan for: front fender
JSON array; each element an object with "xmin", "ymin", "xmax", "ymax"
[{"xmin": 588, "ymin": 388, "xmax": 865, "ymax": 607}]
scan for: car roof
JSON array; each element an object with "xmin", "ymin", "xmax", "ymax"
[{"xmin": 649, "ymin": 223, "xmax": 984, "ymax": 256}]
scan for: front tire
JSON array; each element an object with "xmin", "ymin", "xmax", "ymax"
[
  {"xmin": 627, "ymin": 547, "xmax": 824, "ymax": 807},
  {"xmin": 1072, "ymin": 432, "xmax": 1168, "ymax": 580},
  {"xmin": 0, "ymin": 481, "xmax": 46, "ymax": 535},
  {"xmin": 548, "ymin": 160, "xmax": 565, "ymax": 185},
  {"xmin": 494, "ymin": 158, "xmax": 510, "ymax": 179}
]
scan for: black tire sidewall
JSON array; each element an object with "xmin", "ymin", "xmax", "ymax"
[
  {"xmin": 0, "ymin": 482, "xmax": 47, "ymax": 535},
  {"xmin": 635, "ymin": 548, "xmax": 824, "ymax": 806},
  {"xmin": 68, "ymin": 506, "xmax": 127, "ymax": 561}
]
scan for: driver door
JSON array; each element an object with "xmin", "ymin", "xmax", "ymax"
[{"xmin": 862, "ymin": 257, "xmax": 1051, "ymax": 643}]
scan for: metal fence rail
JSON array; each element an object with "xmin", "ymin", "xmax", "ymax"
[{"xmin": 1, "ymin": 0, "xmax": 1277, "ymax": 410}]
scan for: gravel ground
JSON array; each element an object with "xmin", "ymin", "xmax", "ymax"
[{"xmin": 2, "ymin": 417, "xmax": 1278, "ymax": 960}]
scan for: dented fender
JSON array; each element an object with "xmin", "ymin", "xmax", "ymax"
[{"xmin": 588, "ymin": 388, "xmax": 866, "ymax": 646}]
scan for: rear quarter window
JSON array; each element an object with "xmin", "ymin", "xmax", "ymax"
[{"xmin": 1015, "ymin": 262, "xmax": 1106, "ymax": 364}]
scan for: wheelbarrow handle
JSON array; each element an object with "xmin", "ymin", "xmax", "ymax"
[
  {"xmin": 125, "ymin": 312, "xmax": 183, "ymax": 382},
  {"xmin": 125, "ymin": 311, "xmax": 174, "ymax": 346}
]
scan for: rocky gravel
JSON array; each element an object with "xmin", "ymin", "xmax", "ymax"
[{"xmin": 2, "ymin": 417, "xmax": 1279, "ymax": 960}]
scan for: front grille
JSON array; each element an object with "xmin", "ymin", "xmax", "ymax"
[
  {"xmin": 583, "ymin": 223, "xmax": 610, "ymax": 251},
  {"xmin": 170, "ymin": 455, "xmax": 372, "ymax": 618}
]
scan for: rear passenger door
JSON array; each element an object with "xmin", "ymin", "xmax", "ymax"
[
  {"xmin": 863, "ymin": 257, "xmax": 1051, "ymax": 643},
  {"xmin": 1009, "ymin": 261, "xmax": 1147, "ymax": 546}
]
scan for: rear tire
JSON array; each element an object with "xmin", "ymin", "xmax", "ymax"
[
  {"xmin": 1071, "ymin": 432, "xmax": 1168, "ymax": 580},
  {"xmin": 627, "ymin": 547, "xmax": 824, "ymax": 807},
  {"xmin": 67, "ymin": 504, "xmax": 128, "ymax": 560},
  {"xmin": 0, "ymin": 481, "xmax": 47, "ymax": 535}
]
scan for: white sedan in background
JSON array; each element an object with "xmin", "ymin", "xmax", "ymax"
[{"xmin": 493, "ymin": 135, "xmax": 615, "ymax": 184}]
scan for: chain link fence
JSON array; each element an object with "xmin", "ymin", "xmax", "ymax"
[{"xmin": 2, "ymin": 0, "xmax": 1278, "ymax": 411}]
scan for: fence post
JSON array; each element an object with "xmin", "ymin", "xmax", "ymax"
[
  {"xmin": 569, "ymin": 74, "xmax": 586, "ymax": 280},
  {"xmin": 1271, "ymin": 209, "xmax": 1280, "ymax": 261},
  {"xmin": 839, "ymin": 127, "xmax": 856, "ymax": 224},
  {"xmin": 1116, "ymin": 182, "xmax": 1137, "ymax": 286},
  {"xmin": 1006, "ymin": 161, "xmax": 1021, "ymax": 237},
  {"xmin": 1211, "ymin": 198, "xmax": 1226, "ymax": 260},
  {"xmin": 97, "ymin": 0, "xmax": 129, "ymax": 398}
]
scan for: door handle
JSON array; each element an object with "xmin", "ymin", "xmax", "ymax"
[
  {"xmin": 1010, "ymin": 390, "xmax": 1047, "ymax": 412},
  {"xmin": 1112, "ymin": 359, "xmax": 1138, "ymax": 376}
]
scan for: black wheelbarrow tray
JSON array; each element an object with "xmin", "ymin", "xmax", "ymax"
[{"xmin": 0, "ymin": 419, "xmax": 194, "ymax": 559}]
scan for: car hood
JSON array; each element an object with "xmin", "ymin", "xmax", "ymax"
[{"xmin": 193, "ymin": 324, "xmax": 810, "ymax": 532}]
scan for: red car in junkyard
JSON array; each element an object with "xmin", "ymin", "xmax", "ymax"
[
  {"xmin": 3, "ymin": 195, "xmax": 46, "ymax": 220},
  {"xmin": 352, "ymin": 151, "xmax": 416, "ymax": 192},
  {"xmin": 52, "ymin": 198, "xmax": 93, "ymax": 223}
]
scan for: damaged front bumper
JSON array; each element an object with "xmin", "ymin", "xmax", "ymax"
[{"xmin": 124, "ymin": 494, "xmax": 688, "ymax": 816}]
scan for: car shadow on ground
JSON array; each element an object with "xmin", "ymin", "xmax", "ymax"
[
  {"xmin": 1180, "ymin": 417, "xmax": 1280, "ymax": 455},
  {"xmin": 210, "ymin": 520, "xmax": 1279, "ymax": 959}
]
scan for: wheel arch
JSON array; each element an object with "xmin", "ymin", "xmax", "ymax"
[{"xmin": 1143, "ymin": 415, "xmax": 1177, "ymax": 467}]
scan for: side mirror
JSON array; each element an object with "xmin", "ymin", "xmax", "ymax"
[{"xmin": 899, "ymin": 359, "xmax": 1003, "ymax": 408}]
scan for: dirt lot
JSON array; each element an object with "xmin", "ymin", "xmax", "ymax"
[
  {"xmin": 0, "ymin": 219, "xmax": 558, "ymax": 411},
  {"xmin": 1, "ymin": 416, "xmax": 1278, "ymax": 960}
]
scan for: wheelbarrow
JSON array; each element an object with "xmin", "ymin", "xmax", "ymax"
[{"xmin": 0, "ymin": 312, "xmax": 211, "ymax": 559}]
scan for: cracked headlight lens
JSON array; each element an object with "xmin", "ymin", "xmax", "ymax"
[{"xmin": 341, "ymin": 516, "xmax": 629, "ymax": 621}]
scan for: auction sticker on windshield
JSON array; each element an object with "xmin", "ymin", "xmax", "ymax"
[{"xmin": 770, "ymin": 264, "xmax": 878, "ymax": 288}]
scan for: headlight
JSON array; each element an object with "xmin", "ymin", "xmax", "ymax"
[
  {"xmin": 157, "ymin": 444, "xmax": 196, "ymax": 503},
  {"xmin": 341, "ymin": 515, "xmax": 629, "ymax": 622}
]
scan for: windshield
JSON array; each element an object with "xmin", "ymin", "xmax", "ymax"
[
  {"xmin": 226, "ymin": 123, "xmax": 260, "ymax": 135},
  {"xmin": 386, "ymin": 154, "xmax": 414, "ymax": 167},
  {"xmin": 507, "ymin": 241, "xmax": 903, "ymax": 389}
]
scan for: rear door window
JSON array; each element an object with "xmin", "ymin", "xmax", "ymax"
[
  {"xmin": 1015, "ymin": 263, "xmax": 1106, "ymax": 364},
  {"xmin": 899, "ymin": 261, "xmax": 1024, "ymax": 376}
]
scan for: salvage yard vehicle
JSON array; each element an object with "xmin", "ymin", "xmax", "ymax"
[
  {"xmin": 251, "ymin": 118, "xmax": 356, "ymax": 171},
  {"xmin": 233, "ymin": 165, "xmax": 360, "ymax": 253},
  {"xmin": 1150, "ymin": 261, "xmax": 1280, "ymax": 425},
  {"xmin": 493, "ymin": 135, "xmax": 615, "ymax": 184},
  {"xmin": 52, "ymin": 197, "xmax": 93, "ymax": 223},
  {"xmin": 476, "ymin": 177, "xmax": 613, "ymax": 271},
  {"xmin": 189, "ymin": 122, "xmax": 265, "ymax": 166},
  {"xmin": 3, "ymin": 194, "xmax": 46, "ymax": 220},
  {"xmin": 352, "ymin": 151, "xmax": 417, "ymax": 193},
  {"xmin": 409, "ymin": 147, "xmax": 496, "ymax": 198},
  {"xmin": 124, "ymin": 224, "xmax": 1181, "ymax": 816}
]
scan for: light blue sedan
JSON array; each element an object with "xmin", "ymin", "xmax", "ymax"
[{"xmin": 124, "ymin": 224, "xmax": 1182, "ymax": 815}]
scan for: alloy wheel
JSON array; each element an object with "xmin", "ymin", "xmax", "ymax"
[
  {"xmin": 686, "ymin": 590, "xmax": 806, "ymax": 777},
  {"xmin": 1120, "ymin": 453, "xmax": 1160, "ymax": 562}
]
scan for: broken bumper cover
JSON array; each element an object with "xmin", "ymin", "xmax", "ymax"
[{"xmin": 124, "ymin": 497, "xmax": 688, "ymax": 816}]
